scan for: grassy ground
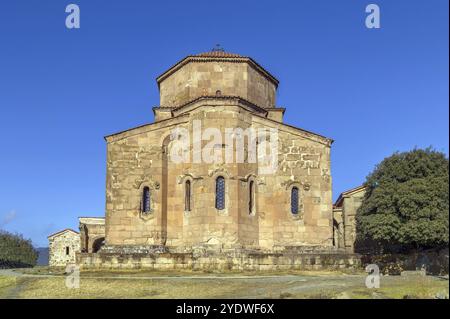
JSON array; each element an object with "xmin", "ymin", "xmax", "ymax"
[
  {"xmin": 0, "ymin": 276, "xmax": 17, "ymax": 296},
  {"xmin": 0, "ymin": 268, "xmax": 448, "ymax": 299}
]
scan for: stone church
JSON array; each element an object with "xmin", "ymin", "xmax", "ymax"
[{"xmin": 49, "ymin": 49, "xmax": 361, "ymax": 270}]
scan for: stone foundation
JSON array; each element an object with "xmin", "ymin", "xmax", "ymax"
[{"xmin": 76, "ymin": 246, "xmax": 361, "ymax": 271}]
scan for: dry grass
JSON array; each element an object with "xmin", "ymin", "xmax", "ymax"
[
  {"xmin": 346, "ymin": 276, "xmax": 449, "ymax": 299},
  {"xmin": 17, "ymin": 277, "xmax": 253, "ymax": 299},
  {"xmin": 1, "ymin": 271, "xmax": 448, "ymax": 299},
  {"xmin": 0, "ymin": 276, "xmax": 17, "ymax": 297}
]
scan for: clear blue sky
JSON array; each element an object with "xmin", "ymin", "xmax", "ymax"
[{"xmin": 0, "ymin": 0, "xmax": 448, "ymax": 247}]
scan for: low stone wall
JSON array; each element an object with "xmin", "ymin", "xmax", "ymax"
[{"xmin": 76, "ymin": 247, "xmax": 361, "ymax": 271}]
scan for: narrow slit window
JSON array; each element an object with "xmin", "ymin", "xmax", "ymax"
[
  {"xmin": 142, "ymin": 186, "xmax": 151, "ymax": 213},
  {"xmin": 215, "ymin": 176, "xmax": 225, "ymax": 210},
  {"xmin": 291, "ymin": 187, "xmax": 299, "ymax": 214},
  {"xmin": 185, "ymin": 180, "xmax": 191, "ymax": 211},
  {"xmin": 249, "ymin": 180, "xmax": 255, "ymax": 214},
  {"xmin": 66, "ymin": 246, "xmax": 70, "ymax": 256}
]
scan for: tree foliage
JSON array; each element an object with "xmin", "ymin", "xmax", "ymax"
[
  {"xmin": 356, "ymin": 148, "xmax": 449, "ymax": 253},
  {"xmin": 0, "ymin": 230, "xmax": 38, "ymax": 268}
]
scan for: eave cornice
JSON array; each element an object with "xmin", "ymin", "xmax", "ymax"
[{"xmin": 156, "ymin": 55, "xmax": 279, "ymax": 88}]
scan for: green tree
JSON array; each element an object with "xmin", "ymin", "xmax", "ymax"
[
  {"xmin": 0, "ymin": 230, "xmax": 38, "ymax": 268},
  {"xmin": 356, "ymin": 148, "xmax": 449, "ymax": 253}
]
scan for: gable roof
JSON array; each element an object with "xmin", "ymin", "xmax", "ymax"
[
  {"xmin": 104, "ymin": 97, "xmax": 333, "ymax": 146},
  {"xmin": 334, "ymin": 185, "xmax": 367, "ymax": 208},
  {"xmin": 47, "ymin": 228, "xmax": 79, "ymax": 239}
]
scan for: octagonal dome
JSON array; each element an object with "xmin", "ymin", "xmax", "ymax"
[{"xmin": 156, "ymin": 50, "xmax": 279, "ymax": 109}]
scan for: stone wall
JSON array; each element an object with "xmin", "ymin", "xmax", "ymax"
[
  {"xmin": 77, "ymin": 248, "xmax": 361, "ymax": 271},
  {"xmin": 253, "ymin": 117, "xmax": 333, "ymax": 249},
  {"xmin": 343, "ymin": 192, "xmax": 364, "ymax": 250},
  {"xmin": 48, "ymin": 230, "xmax": 80, "ymax": 267},
  {"xmin": 105, "ymin": 116, "xmax": 190, "ymax": 247}
]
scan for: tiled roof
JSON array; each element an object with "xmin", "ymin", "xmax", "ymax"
[{"xmin": 194, "ymin": 51, "xmax": 244, "ymax": 58}]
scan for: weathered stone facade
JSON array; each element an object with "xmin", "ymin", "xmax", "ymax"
[
  {"xmin": 48, "ymin": 229, "xmax": 80, "ymax": 267},
  {"xmin": 52, "ymin": 49, "xmax": 361, "ymax": 270}
]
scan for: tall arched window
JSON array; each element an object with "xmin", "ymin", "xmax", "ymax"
[
  {"xmin": 291, "ymin": 187, "xmax": 299, "ymax": 214},
  {"xmin": 185, "ymin": 180, "xmax": 191, "ymax": 212},
  {"xmin": 248, "ymin": 180, "xmax": 255, "ymax": 214},
  {"xmin": 142, "ymin": 186, "xmax": 151, "ymax": 213},
  {"xmin": 215, "ymin": 176, "xmax": 225, "ymax": 210}
]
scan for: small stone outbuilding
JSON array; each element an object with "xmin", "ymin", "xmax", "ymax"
[{"xmin": 48, "ymin": 229, "xmax": 80, "ymax": 267}]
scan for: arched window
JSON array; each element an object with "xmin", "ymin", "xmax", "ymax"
[
  {"xmin": 249, "ymin": 180, "xmax": 255, "ymax": 214},
  {"xmin": 185, "ymin": 180, "xmax": 191, "ymax": 212},
  {"xmin": 215, "ymin": 176, "xmax": 225, "ymax": 210},
  {"xmin": 291, "ymin": 187, "xmax": 299, "ymax": 214},
  {"xmin": 142, "ymin": 186, "xmax": 151, "ymax": 213}
]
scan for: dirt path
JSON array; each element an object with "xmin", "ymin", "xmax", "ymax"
[
  {"xmin": 0, "ymin": 269, "xmax": 21, "ymax": 277},
  {"xmin": 0, "ymin": 268, "xmax": 358, "ymax": 280},
  {"xmin": 0, "ymin": 269, "xmax": 34, "ymax": 299}
]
